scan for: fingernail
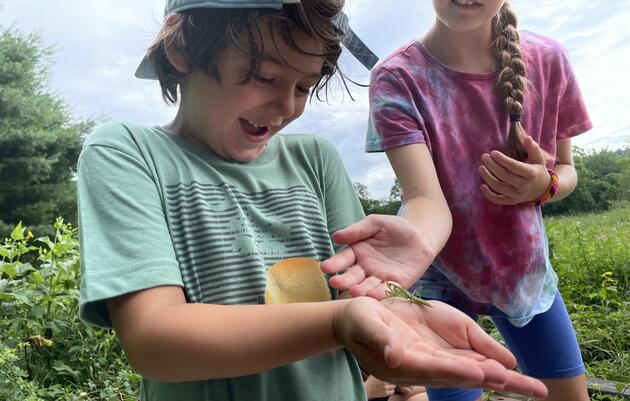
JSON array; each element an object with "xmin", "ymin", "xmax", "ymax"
[{"xmin": 383, "ymin": 345, "xmax": 391, "ymax": 364}]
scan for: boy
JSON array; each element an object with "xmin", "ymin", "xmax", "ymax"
[{"xmin": 77, "ymin": 1, "xmax": 548, "ymax": 400}]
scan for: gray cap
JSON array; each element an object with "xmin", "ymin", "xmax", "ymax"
[{"xmin": 134, "ymin": 0, "xmax": 377, "ymax": 79}]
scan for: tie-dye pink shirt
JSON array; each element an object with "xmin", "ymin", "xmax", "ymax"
[{"xmin": 366, "ymin": 32, "xmax": 592, "ymax": 326}]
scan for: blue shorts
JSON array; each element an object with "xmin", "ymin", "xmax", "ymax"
[{"xmin": 426, "ymin": 291, "xmax": 585, "ymax": 401}]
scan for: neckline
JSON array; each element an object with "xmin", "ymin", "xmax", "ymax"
[
  {"xmin": 414, "ymin": 40, "xmax": 498, "ymax": 81},
  {"xmin": 154, "ymin": 125, "xmax": 280, "ymax": 167}
]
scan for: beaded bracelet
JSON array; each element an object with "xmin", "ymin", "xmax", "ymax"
[{"xmin": 532, "ymin": 169, "xmax": 559, "ymax": 206}]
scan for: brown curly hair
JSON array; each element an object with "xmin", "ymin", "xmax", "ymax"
[{"xmin": 145, "ymin": 0, "xmax": 347, "ymax": 105}]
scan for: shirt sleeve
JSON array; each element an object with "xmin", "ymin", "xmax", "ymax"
[
  {"xmin": 77, "ymin": 125, "xmax": 183, "ymax": 328},
  {"xmin": 365, "ymin": 65, "xmax": 427, "ymax": 152},
  {"xmin": 555, "ymin": 48, "xmax": 593, "ymax": 139}
]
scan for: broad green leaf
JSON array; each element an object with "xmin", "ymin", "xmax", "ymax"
[{"xmin": 10, "ymin": 222, "xmax": 24, "ymax": 240}]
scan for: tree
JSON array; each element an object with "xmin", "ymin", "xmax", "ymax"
[
  {"xmin": 353, "ymin": 181, "xmax": 401, "ymax": 216},
  {"xmin": 0, "ymin": 28, "xmax": 91, "ymax": 229}
]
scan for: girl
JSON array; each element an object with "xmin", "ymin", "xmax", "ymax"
[
  {"xmin": 323, "ymin": 1, "xmax": 592, "ymax": 401},
  {"xmin": 76, "ymin": 1, "xmax": 547, "ymax": 400}
]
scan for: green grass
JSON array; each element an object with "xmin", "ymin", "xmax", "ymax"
[{"xmin": 546, "ymin": 207, "xmax": 629, "ymax": 399}]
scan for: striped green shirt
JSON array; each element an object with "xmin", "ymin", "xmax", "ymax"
[{"xmin": 78, "ymin": 122, "xmax": 366, "ymax": 401}]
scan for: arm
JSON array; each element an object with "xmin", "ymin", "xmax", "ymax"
[
  {"xmin": 386, "ymin": 144, "xmax": 452, "ymax": 266},
  {"xmin": 548, "ymin": 138, "xmax": 577, "ymax": 202},
  {"xmin": 106, "ymin": 285, "xmax": 548, "ymax": 399},
  {"xmin": 322, "ymin": 144, "xmax": 451, "ymax": 297},
  {"xmin": 107, "ymin": 285, "xmax": 345, "ymax": 382}
]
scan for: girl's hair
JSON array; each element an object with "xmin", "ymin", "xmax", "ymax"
[
  {"xmin": 491, "ymin": 2, "xmax": 531, "ymax": 162},
  {"xmin": 146, "ymin": 0, "xmax": 347, "ymax": 105}
]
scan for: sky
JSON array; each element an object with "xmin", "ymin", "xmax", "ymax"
[{"xmin": 1, "ymin": 0, "xmax": 629, "ymax": 198}]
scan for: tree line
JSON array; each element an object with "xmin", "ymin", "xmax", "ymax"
[
  {"xmin": 356, "ymin": 147, "xmax": 630, "ymax": 217},
  {"xmin": 1, "ymin": 26, "xmax": 628, "ymax": 237}
]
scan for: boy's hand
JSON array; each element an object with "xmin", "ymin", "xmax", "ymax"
[
  {"xmin": 479, "ymin": 136, "xmax": 551, "ymax": 205},
  {"xmin": 322, "ymin": 215, "xmax": 432, "ymax": 299},
  {"xmin": 334, "ymin": 297, "xmax": 548, "ymax": 400}
]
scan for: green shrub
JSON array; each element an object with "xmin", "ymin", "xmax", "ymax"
[{"xmin": 0, "ymin": 218, "xmax": 139, "ymax": 401}]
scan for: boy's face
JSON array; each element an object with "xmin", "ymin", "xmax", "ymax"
[{"xmin": 178, "ymin": 20, "xmax": 325, "ymax": 162}]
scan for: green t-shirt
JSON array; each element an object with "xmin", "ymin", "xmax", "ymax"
[{"xmin": 77, "ymin": 122, "xmax": 367, "ymax": 401}]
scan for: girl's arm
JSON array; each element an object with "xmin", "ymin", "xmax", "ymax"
[
  {"xmin": 549, "ymin": 138, "xmax": 578, "ymax": 202},
  {"xmin": 323, "ymin": 143, "xmax": 451, "ymax": 296},
  {"xmin": 386, "ymin": 143, "xmax": 452, "ymax": 262}
]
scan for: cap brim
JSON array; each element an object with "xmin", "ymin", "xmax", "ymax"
[{"xmin": 135, "ymin": 54, "xmax": 159, "ymax": 80}]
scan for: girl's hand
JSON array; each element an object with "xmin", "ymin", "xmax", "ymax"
[
  {"xmin": 479, "ymin": 136, "xmax": 551, "ymax": 205},
  {"xmin": 364, "ymin": 375, "xmax": 397, "ymax": 398},
  {"xmin": 333, "ymin": 297, "xmax": 548, "ymax": 399},
  {"xmin": 321, "ymin": 215, "xmax": 433, "ymax": 299}
]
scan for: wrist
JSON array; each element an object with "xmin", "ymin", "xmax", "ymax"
[
  {"xmin": 530, "ymin": 169, "xmax": 559, "ymax": 206},
  {"xmin": 331, "ymin": 298, "xmax": 355, "ymax": 348},
  {"xmin": 332, "ymin": 297, "xmax": 381, "ymax": 349}
]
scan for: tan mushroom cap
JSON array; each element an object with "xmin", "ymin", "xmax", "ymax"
[{"xmin": 264, "ymin": 257, "xmax": 332, "ymax": 304}]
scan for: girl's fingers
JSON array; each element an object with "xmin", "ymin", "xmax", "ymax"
[
  {"xmin": 480, "ymin": 185, "xmax": 516, "ymax": 205},
  {"xmin": 489, "ymin": 150, "xmax": 531, "ymax": 176},
  {"xmin": 321, "ymin": 246, "xmax": 356, "ymax": 273},
  {"xmin": 327, "ymin": 264, "xmax": 366, "ymax": 290},
  {"xmin": 479, "ymin": 166, "xmax": 517, "ymax": 197},
  {"xmin": 330, "ymin": 215, "xmax": 383, "ymax": 245},
  {"xmin": 522, "ymin": 136, "xmax": 547, "ymax": 165},
  {"xmin": 481, "ymin": 153, "xmax": 522, "ymax": 185},
  {"xmin": 349, "ymin": 275, "xmax": 383, "ymax": 297},
  {"xmin": 366, "ymin": 281, "xmax": 390, "ymax": 300}
]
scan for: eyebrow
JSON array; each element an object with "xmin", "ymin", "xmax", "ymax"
[{"xmin": 260, "ymin": 53, "xmax": 322, "ymax": 80}]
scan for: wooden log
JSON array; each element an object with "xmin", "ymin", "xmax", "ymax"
[
  {"xmin": 587, "ymin": 377, "xmax": 630, "ymax": 399},
  {"xmin": 487, "ymin": 377, "xmax": 630, "ymax": 400}
]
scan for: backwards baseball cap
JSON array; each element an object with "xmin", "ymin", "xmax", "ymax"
[{"xmin": 134, "ymin": 0, "xmax": 378, "ymax": 79}]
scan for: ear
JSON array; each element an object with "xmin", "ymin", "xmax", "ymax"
[{"xmin": 163, "ymin": 14, "xmax": 189, "ymax": 74}]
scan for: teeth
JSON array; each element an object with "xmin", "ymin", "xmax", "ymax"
[
  {"xmin": 454, "ymin": 0, "xmax": 477, "ymax": 5},
  {"xmin": 247, "ymin": 119, "xmax": 268, "ymax": 129}
]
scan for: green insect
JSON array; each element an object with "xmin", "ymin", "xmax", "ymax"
[{"xmin": 385, "ymin": 281, "xmax": 432, "ymax": 307}]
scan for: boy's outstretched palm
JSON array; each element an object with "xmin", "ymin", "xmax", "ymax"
[
  {"xmin": 322, "ymin": 214, "xmax": 432, "ymax": 298},
  {"xmin": 336, "ymin": 297, "xmax": 548, "ymax": 399}
]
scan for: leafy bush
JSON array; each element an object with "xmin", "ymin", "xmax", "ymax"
[{"xmin": 0, "ymin": 219, "xmax": 139, "ymax": 401}]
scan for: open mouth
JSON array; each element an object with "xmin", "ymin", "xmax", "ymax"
[
  {"xmin": 452, "ymin": 0, "xmax": 482, "ymax": 9},
  {"xmin": 239, "ymin": 118, "xmax": 271, "ymax": 142}
]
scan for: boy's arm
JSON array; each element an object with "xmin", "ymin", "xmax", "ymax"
[
  {"xmin": 107, "ymin": 285, "xmax": 345, "ymax": 382},
  {"xmin": 106, "ymin": 285, "xmax": 549, "ymax": 400}
]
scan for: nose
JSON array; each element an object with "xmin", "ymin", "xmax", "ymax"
[{"xmin": 270, "ymin": 85, "xmax": 296, "ymax": 121}]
